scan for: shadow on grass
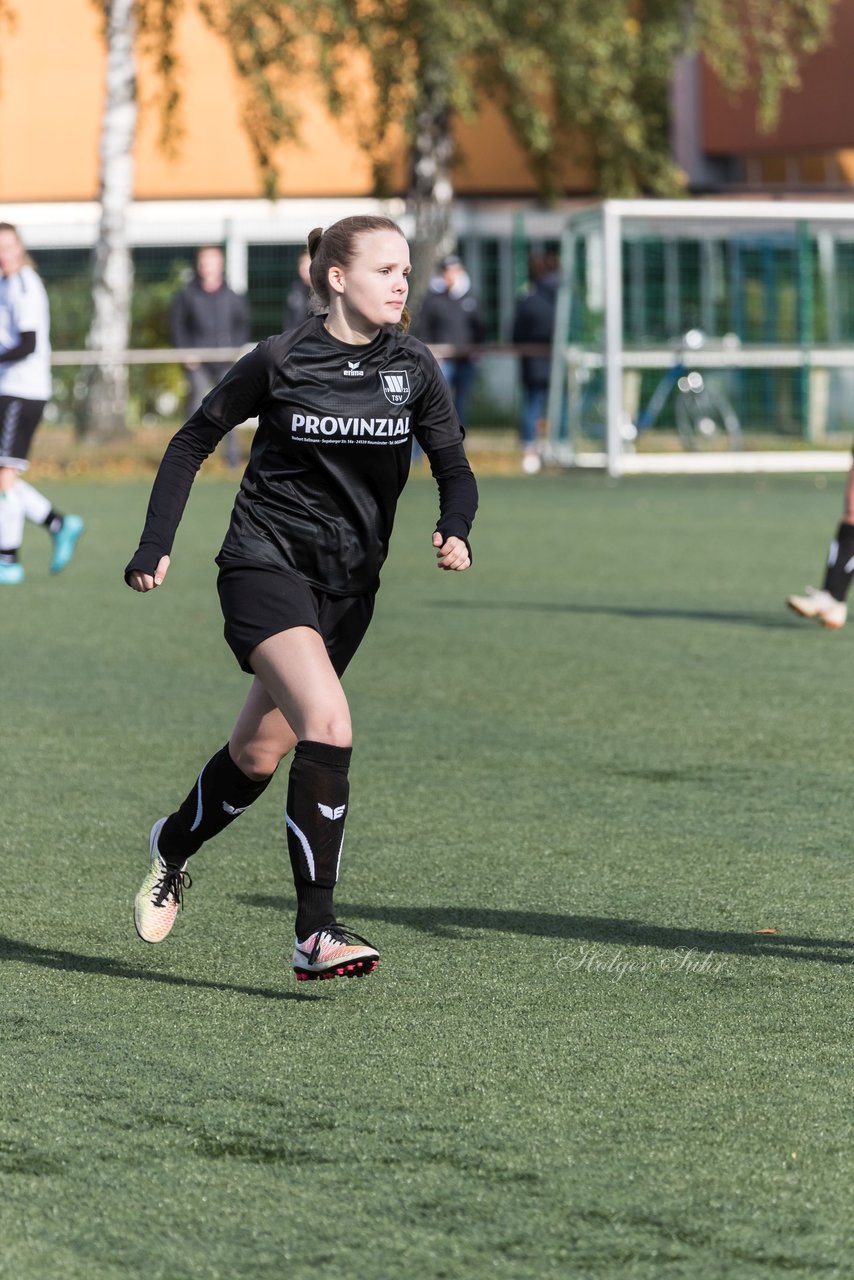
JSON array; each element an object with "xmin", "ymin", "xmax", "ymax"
[
  {"xmin": 0, "ymin": 934, "xmax": 303, "ymax": 1000},
  {"xmin": 238, "ymin": 898, "xmax": 852, "ymax": 965},
  {"xmin": 429, "ymin": 599, "xmax": 799, "ymax": 631}
]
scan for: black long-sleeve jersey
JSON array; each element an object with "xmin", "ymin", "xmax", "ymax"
[{"xmin": 126, "ymin": 317, "xmax": 478, "ymax": 596}]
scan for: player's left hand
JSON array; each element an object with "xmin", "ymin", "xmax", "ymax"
[{"xmin": 432, "ymin": 531, "xmax": 470, "ymax": 571}]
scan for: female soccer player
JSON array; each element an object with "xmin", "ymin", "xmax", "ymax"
[
  {"xmin": 0, "ymin": 222, "xmax": 84, "ymax": 583},
  {"xmin": 125, "ymin": 215, "xmax": 478, "ymax": 982}
]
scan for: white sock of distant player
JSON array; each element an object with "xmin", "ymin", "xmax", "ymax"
[
  {"xmin": 16, "ymin": 479, "xmax": 53, "ymax": 526},
  {"xmin": 0, "ymin": 485, "xmax": 25, "ymax": 561}
]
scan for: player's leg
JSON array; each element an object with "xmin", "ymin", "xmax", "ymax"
[
  {"xmin": 453, "ymin": 358, "xmax": 477, "ymax": 426},
  {"xmin": 520, "ymin": 385, "xmax": 545, "ymax": 474},
  {"xmin": 0, "ymin": 462, "xmax": 25, "ymax": 584},
  {"xmin": 134, "ymin": 680, "xmax": 291, "ymax": 943},
  {"xmin": 0, "ymin": 398, "xmax": 83, "ymax": 578},
  {"xmin": 158, "ymin": 688, "xmax": 289, "ymax": 862},
  {"xmin": 251, "ymin": 626, "xmax": 351, "ymax": 940},
  {"xmin": 183, "ymin": 365, "xmax": 208, "ymax": 419},
  {"xmin": 14, "ymin": 478, "xmax": 85, "ymax": 574},
  {"xmin": 0, "ymin": 396, "xmax": 38, "ymax": 582},
  {"xmin": 787, "ymin": 460, "xmax": 854, "ymax": 629},
  {"xmin": 250, "ymin": 624, "xmax": 378, "ymax": 981}
]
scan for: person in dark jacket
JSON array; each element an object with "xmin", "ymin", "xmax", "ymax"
[
  {"xmin": 170, "ymin": 246, "xmax": 251, "ymax": 465},
  {"xmin": 283, "ymin": 250, "xmax": 312, "ymax": 330},
  {"xmin": 415, "ymin": 255, "xmax": 485, "ymax": 427},
  {"xmin": 512, "ymin": 253, "xmax": 561, "ymax": 474}
]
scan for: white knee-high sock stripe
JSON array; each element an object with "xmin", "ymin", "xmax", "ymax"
[
  {"xmin": 285, "ymin": 812, "xmax": 316, "ymax": 881},
  {"xmin": 828, "ymin": 539, "xmax": 839, "ymax": 567},
  {"xmin": 0, "ymin": 486, "xmax": 25, "ymax": 550},
  {"xmin": 844, "ymin": 555, "xmax": 854, "ymax": 575},
  {"xmin": 189, "ymin": 752, "xmax": 217, "ymax": 832},
  {"xmin": 335, "ymin": 831, "xmax": 345, "ymax": 882},
  {"xmin": 16, "ymin": 479, "xmax": 52, "ymax": 525}
]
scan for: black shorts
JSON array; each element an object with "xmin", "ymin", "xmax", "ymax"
[
  {"xmin": 216, "ymin": 559, "xmax": 375, "ymax": 675},
  {"xmin": 0, "ymin": 397, "xmax": 46, "ymax": 469}
]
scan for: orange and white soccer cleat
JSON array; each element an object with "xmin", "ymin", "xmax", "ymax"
[{"xmin": 292, "ymin": 924, "xmax": 379, "ymax": 982}]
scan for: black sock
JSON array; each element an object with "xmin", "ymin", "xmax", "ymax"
[
  {"xmin": 823, "ymin": 522, "xmax": 854, "ymax": 601},
  {"xmin": 158, "ymin": 744, "xmax": 275, "ymax": 862},
  {"xmin": 0, "ymin": 548, "xmax": 18, "ymax": 565},
  {"xmin": 286, "ymin": 740, "xmax": 351, "ymax": 940},
  {"xmin": 43, "ymin": 510, "xmax": 64, "ymax": 535}
]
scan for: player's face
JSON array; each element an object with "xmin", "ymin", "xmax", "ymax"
[
  {"xmin": 0, "ymin": 229, "xmax": 25, "ymax": 277},
  {"xmin": 333, "ymin": 230, "xmax": 410, "ymax": 330},
  {"xmin": 196, "ymin": 247, "xmax": 225, "ymax": 287}
]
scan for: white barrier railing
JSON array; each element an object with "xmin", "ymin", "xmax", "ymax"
[{"xmin": 49, "ymin": 344, "xmax": 552, "ymax": 366}]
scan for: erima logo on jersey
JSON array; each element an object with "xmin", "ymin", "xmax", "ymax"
[
  {"xmin": 292, "ymin": 413, "xmax": 410, "ymax": 439},
  {"xmin": 343, "ymin": 360, "xmax": 364, "ymax": 378},
  {"xmin": 380, "ymin": 369, "xmax": 411, "ymax": 405},
  {"xmin": 318, "ymin": 803, "xmax": 346, "ymax": 820}
]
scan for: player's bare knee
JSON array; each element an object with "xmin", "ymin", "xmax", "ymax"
[
  {"xmin": 230, "ymin": 741, "xmax": 283, "ymax": 781},
  {"xmin": 304, "ymin": 712, "xmax": 352, "ymax": 748}
]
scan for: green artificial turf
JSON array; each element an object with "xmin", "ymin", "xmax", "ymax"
[{"xmin": 1, "ymin": 470, "xmax": 851, "ymax": 1279}]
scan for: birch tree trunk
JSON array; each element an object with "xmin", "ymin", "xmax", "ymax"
[
  {"xmin": 407, "ymin": 69, "xmax": 456, "ymax": 306},
  {"xmin": 80, "ymin": 0, "xmax": 137, "ymax": 439}
]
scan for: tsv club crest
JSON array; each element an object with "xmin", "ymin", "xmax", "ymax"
[{"xmin": 379, "ymin": 369, "xmax": 411, "ymax": 405}]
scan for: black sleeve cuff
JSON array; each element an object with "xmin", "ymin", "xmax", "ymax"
[
  {"xmin": 434, "ymin": 527, "xmax": 474, "ymax": 566},
  {"xmin": 124, "ymin": 543, "xmax": 168, "ymax": 584},
  {"xmin": 427, "ymin": 440, "xmax": 478, "ymax": 565}
]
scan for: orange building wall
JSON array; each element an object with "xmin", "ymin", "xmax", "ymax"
[
  {"xmin": 0, "ymin": 0, "xmax": 587, "ymax": 202},
  {"xmin": 701, "ymin": 0, "xmax": 854, "ymax": 155},
  {"xmin": 0, "ymin": 0, "xmax": 104, "ymax": 199}
]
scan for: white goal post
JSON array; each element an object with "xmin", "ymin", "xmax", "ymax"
[{"xmin": 546, "ymin": 199, "xmax": 854, "ymax": 476}]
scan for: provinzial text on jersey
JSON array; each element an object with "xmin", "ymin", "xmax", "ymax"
[{"xmin": 291, "ymin": 413, "xmax": 411, "ymax": 439}]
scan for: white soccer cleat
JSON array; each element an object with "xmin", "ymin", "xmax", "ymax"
[
  {"xmin": 133, "ymin": 818, "xmax": 192, "ymax": 943},
  {"xmin": 292, "ymin": 924, "xmax": 379, "ymax": 982},
  {"xmin": 786, "ymin": 587, "xmax": 847, "ymax": 630}
]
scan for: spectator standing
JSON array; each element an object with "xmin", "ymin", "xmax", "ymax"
[
  {"xmin": 170, "ymin": 246, "xmax": 250, "ymax": 467},
  {"xmin": 283, "ymin": 250, "xmax": 312, "ymax": 330},
  {"xmin": 0, "ymin": 221, "xmax": 84, "ymax": 584},
  {"xmin": 512, "ymin": 253, "xmax": 562, "ymax": 474},
  {"xmin": 415, "ymin": 254, "xmax": 485, "ymax": 427}
]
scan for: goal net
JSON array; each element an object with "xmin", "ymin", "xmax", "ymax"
[{"xmin": 546, "ymin": 200, "xmax": 854, "ymax": 475}]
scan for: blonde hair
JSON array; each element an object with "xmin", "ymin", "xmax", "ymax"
[
  {"xmin": 0, "ymin": 221, "xmax": 36, "ymax": 271},
  {"xmin": 307, "ymin": 216, "xmax": 410, "ymax": 331}
]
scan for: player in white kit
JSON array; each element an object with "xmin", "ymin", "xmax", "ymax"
[{"xmin": 0, "ymin": 222, "xmax": 83, "ymax": 584}]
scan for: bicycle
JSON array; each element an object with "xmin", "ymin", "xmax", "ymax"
[{"xmin": 627, "ymin": 329, "xmax": 742, "ymax": 450}]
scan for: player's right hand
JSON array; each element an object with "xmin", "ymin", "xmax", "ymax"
[{"xmin": 127, "ymin": 554, "xmax": 171, "ymax": 592}]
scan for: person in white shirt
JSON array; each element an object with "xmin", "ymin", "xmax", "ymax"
[{"xmin": 0, "ymin": 222, "xmax": 83, "ymax": 583}]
